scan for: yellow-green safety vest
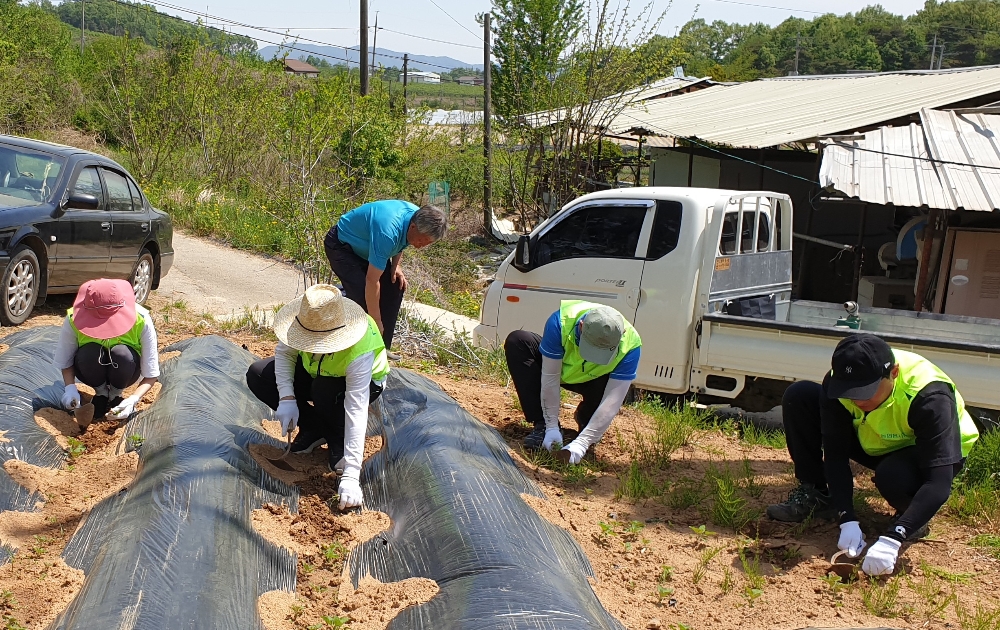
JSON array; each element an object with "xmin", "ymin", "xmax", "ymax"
[
  {"xmin": 67, "ymin": 305, "xmax": 146, "ymax": 353},
  {"xmin": 558, "ymin": 300, "xmax": 642, "ymax": 385},
  {"xmin": 839, "ymin": 349, "xmax": 979, "ymax": 457},
  {"xmin": 300, "ymin": 315, "xmax": 390, "ymax": 381}
]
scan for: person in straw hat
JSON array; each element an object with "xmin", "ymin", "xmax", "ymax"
[
  {"xmin": 54, "ymin": 278, "xmax": 160, "ymax": 428},
  {"xmin": 246, "ymin": 283, "xmax": 389, "ymax": 510}
]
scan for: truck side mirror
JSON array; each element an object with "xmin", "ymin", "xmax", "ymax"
[{"xmin": 513, "ymin": 235, "xmax": 532, "ymax": 272}]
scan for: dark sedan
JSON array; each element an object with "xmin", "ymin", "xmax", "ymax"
[{"xmin": 0, "ymin": 135, "xmax": 173, "ymax": 325}]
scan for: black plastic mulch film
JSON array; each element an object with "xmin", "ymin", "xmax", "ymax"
[
  {"xmin": 1, "ymin": 332, "xmax": 624, "ymax": 628},
  {"xmin": 48, "ymin": 335, "xmax": 298, "ymax": 628},
  {"xmin": 354, "ymin": 369, "xmax": 626, "ymax": 630}
]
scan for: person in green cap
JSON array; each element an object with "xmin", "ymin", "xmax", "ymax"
[
  {"xmin": 767, "ymin": 333, "xmax": 979, "ymax": 576},
  {"xmin": 504, "ymin": 300, "xmax": 641, "ymax": 463}
]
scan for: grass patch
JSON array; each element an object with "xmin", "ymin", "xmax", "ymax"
[
  {"xmin": 957, "ymin": 601, "xmax": 1000, "ymax": 630},
  {"xmin": 739, "ymin": 422, "xmax": 786, "ymax": 449},
  {"xmin": 396, "ymin": 310, "xmax": 509, "ymax": 384},
  {"xmin": 969, "ymin": 533, "xmax": 1000, "ymax": 559},
  {"xmin": 704, "ymin": 462, "xmax": 762, "ymax": 531},
  {"xmin": 949, "ymin": 430, "xmax": 1000, "ymax": 526},
  {"xmin": 861, "ymin": 575, "xmax": 903, "ymax": 618},
  {"xmin": 616, "ymin": 461, "xmax": 660, "ymax": 502},
  {"xmin": 623, "ymin": 397, "xmax": 706, "ymax": 468}
]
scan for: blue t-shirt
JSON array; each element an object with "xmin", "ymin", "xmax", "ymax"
[
  {"xmin": 336, "ymin": 200, "xmax": 419, "ymax": 270},
  {"xmin": 539, "ymin": 310, "xmax": 641, "ymax": 381}
]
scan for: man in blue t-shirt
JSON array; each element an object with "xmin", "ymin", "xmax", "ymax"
[
  {"xmin": 504, "ymin": 301, "xmax": 642, "ymax": 463},
  {"xmin": 325, "ymin": 200, "xmax": 447, "ymax": 351}
]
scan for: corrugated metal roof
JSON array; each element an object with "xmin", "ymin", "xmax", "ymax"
[
  {"xmin": 523, "ymin": 76, "xmax": 710, "ymax": 129},
  {"xmin": 609, "ymin": 65, "xmax": 1000, "ymax": 149},
  {"xmin": 819, "ymin": 108, "xmax": 1000, "ymax": 212}
]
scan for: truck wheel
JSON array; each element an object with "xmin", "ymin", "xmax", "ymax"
[
  {"xmin": 131, "ymin": 250, "xmax": 154, "ymax": 305},
  {"xmin": 1, "ymin": 246, "xmax": 40, "ymax": 326}
]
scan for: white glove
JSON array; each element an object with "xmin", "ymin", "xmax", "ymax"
[
  {"xmin": 337, "ymin": 477, "xmax": 363, "ymax": 510},
  {"xmin": 542, "ymin": 428, "xmax": 563, "ymax": 451},
  {"xmin": 107, "ymin": 395, "xmax": 140, "ymax": 420},
  {"xmin": 862, "ymin": 536, "xmax": 901, "ymax": 576},
  {"xmin": 838, "ymin": 520, "xmax": 866, "ymax": 558},
  {"xmin": 275, "ymin": 399, "xmax": 299, "ymax": 437},
  {"xmin": 561, "ymin": 440, "xmax": 588, "ymax": 464},
  {"xmin": 62, "ymin": 384, "xmax": 80, "ymax": 410}
]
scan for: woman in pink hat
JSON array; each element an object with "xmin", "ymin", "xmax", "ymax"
[{"xmin": 53, "ymin": 278, "xmax": 160, "ymax": 428}]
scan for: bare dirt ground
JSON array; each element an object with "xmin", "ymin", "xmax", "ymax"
[{"xmin": 3, "ymin": 292, "xmax": 999, "ymax": 629}]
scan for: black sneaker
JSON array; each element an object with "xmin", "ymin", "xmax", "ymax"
[
  {"xmin": 766, "ymin": 483, "xmax": 836, "ymax": 522},
  {"xmin": 92, "ymin": 395, "xmax": 110, "ymax": 420},
  {"xmin": 289, "ymin": 428, "xmax": 326, "ymax": 454},
  {"xmin": 522, "ymin": 427, "xmax": 546, "ymax": 450}
]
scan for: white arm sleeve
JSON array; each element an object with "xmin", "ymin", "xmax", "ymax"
[
  {"xmin": 53, "ymin": 317, "xmax": 79, "ymax": 371},
  {"xmin": 341, "ymin": 351, "xmax": 374, "ymax": 481},
  {"xmin": 274, "ymin": 342, "xmax": 299, "ymax": 400},
  {"xmin": 138, "ymin": 311, "xmax": 160, "ymax": 379},
  {"xmin": 572, "ymin": 378, "xmax": 632, "ymax": 449},
  {"xmin": 540, "ymin": 355, "xmax": 562, "ymax": 431}
]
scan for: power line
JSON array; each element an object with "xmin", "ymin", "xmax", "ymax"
[
  {"xmin": 825, "ymin": 139, "xmax": 1000, "ymax": 172},
  {"xmin": 376, "ymin": 27, "xmax": 480, "ymax": 50},
  {"xmin": 705, "ymin": 0, "xmax": 823, "ymax": 15},
  {"xmin": 425, "ymin": 0, "xmax": 483, "ymax": 41}
]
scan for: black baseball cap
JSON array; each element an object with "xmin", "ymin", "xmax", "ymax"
[{"xmin": 827, "ymin": 334, "xmax": 895, "ymax": 400}]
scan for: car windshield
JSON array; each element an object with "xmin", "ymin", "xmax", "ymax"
[{"xmin": 0, "ymin": 144, "xmax": 65, "ymax": 209}]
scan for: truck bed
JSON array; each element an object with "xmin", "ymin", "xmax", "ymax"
[{"xmin": 699, "ymin": 301, "xmax": 1000, "ymax": 411}]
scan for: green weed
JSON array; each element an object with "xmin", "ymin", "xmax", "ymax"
[
  {"xmin": 689, "ymin": 524, "xmax": 717, "ymax": 540},
  {"xmin": 720, "ymin": 566, "xmax": 735, "ymax": 594},
  {"xmin": 625, "ymin": 397, "xmax": 706, "ymax": 468},
  {"xmin": 920, "ymin": 561, "xmax": 973, "ymax": 584},
  {"xmin": 308, "ymin": 615, "xmax": 350, "ymax": 629},
  {"xmin": 739, "ymin": 423, "xmax": 786, "ymax": 449},
  {"xmin": 656, "ymin": 585, "xmax": 674, "ymax": 604},
  {"xmin": 709, "ymin": 472, "xmax": 759, "ymax": 531},
  {"xmin": 659, "ymin": 565, "xmax": 674, "ymax": 583},
  {"xmin": 667, "ymin": 478, "xmax": 705, "ymax": 509},
  {"xmin": 301, "ymin": 562, "xmax": 315, "ymax": 574},
  {"xmin": 2, "ymin": 617, "xmax": 26, "ymax": 630},
  {"xmin": 128, "ymin": 434, "xmax": 145, "ymax": 450},
  {"xmin": 969, "ymin": 533, "xmax": 1000, "ymax": 559},
  {"xmin": 861, "ymin": 575, "xmax": 903, "ymax": 618},
  {"xmin": 321, "ymin": 542, "xmax": 347, "ymax": 564},
  {"xmin": 956, "ymin": 601, "xmax": 1000, "ymax": 630},
  {"xmin": 743, "ymin": 586, "xmax": 764, "ymax": 606},
  {"xmin": 692, "ymin": 546, "xmax": 723, "ymax": 585},
  {"xmin": 907, "ymin": 570, "xmax": 955, "ymax": 622},
  {"xmin": 818, "ymin": 573, "xmax": 848, "ymax": 603},
  {"xmin": 739, "ymin": 457, "xmax": 763, "ymax": 499},
  {"xmin": 615, "ymin": 461, "xmax": 659, "ymax": 502},
  {"xmin": 738, "ymin": 544, "xmax": 765, "ymax": 590}
]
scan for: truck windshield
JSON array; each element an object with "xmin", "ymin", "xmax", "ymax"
[{"xmin": 0, "ymin": 144, "xmax": 65, "ymax": 209}]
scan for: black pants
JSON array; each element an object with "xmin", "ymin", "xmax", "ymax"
[
  {"xmin": 324, "ymin": 225, "xmax": 404, "ymax": 351},
  {"xmin": 246, "ymin": 355, "xmax": 383, "ymax": 454},
  {"xmin": 74, "ymin": 343, "xmax": 141, "ymax": 390},
  {"xmin": 783, "ymin": 380, "xmax": 940, "ymax": 514},
  {"xmin": 504, "ymin": 330, "xmax": 609, "ymax": 432}
]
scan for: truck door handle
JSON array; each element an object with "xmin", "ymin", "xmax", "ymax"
[
  {"xmin": 100, "ymin": 222, "xmax": 111, "ymax": 230},
  {"xmin": 141, "ymin": 223, "xmax": 149, "ymax": 232}
]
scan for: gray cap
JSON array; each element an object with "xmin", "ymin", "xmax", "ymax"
[{"xmin": 578, "ymin": 307, "xmax": 624, "ymax": 365}]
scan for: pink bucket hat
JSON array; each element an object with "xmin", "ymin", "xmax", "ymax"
[{"xmin": 72, "ymin": 279, "xmax": 137, "ymax": 339}]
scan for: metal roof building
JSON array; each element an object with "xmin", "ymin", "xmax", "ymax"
[
  {"xmin": 610, "ymin": 65, "xmax": 1000, "ymax": 149},
  {"xmin": 820, "ymin": 108, "xmax": 1000, "ymax": 212}
]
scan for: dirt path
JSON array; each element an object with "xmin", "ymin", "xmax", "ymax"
[{"xmin": 155, "ymin": 231, "xmax": 305, "ymax": 317}]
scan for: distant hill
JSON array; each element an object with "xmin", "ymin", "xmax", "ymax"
[{"xmin": 258, "ymin": 44, "xmax": 482, "ymax": 72}]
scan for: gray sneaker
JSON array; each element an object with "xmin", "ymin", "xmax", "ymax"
[{"xmin": 766, "ymin": 483, "xmax": 836, "ymax": 522}]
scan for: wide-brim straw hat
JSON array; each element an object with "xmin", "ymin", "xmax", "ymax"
[{"xmin": 273, "ymin": 284, "xmax": 369, "ymax": 354}]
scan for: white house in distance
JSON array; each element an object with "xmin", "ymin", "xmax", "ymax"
[{"xmin": 409, "ymin": 71, "xmax": 440, "ymax": 84}]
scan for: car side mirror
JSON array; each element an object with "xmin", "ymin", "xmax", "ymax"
[
  {"xmin": 63, "ymin": 193, "xmax": 100, "ymax": 210},
  {"xmin": 513, "ymin": 235, "xmax": 533, "ymax": 272}
]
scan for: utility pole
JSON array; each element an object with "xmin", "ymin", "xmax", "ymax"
[
  {"xmin": 791, "ymin": 31, "xmax": 800, "ymax": 76},
  {"xmin": 929, "ymin": 33, "xmax": 937, "ymax": 70},
  {"xmin": 937, "ymin": 42, "xmax": 946, "ymax": 70},
  {"xmin": 483, "ymin": 12, "xmax": 494, "ymax": 238},
  {"xmin": 371, "ymin": 12, "xmax": 379, "ymax": 80},
  {"xmin": 360, "ymin": 0, "xmax": 369, "ymax": 95},
  {"xmin": 402, "ymin": 53, "xmax": 409, "ymax": 115},
  {"xmin": 80, "ymin": 0, "xmax": 85, "ymax": 54}
]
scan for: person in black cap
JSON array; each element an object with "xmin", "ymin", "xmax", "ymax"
[{"xmin": 767, "ymin": 333, "xmax": 979, "ymax": 575}]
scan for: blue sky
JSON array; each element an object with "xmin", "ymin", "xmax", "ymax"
[{"xmin": 161, "ymin": 0, "xmax": 928, "ymax": 65}]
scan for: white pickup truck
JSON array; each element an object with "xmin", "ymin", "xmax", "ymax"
[{"xmin": 474, "ymin": 187, "xmax": 1000, "ymax": 418}]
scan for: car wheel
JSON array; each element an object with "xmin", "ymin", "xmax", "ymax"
[
  {"xmin": 1, "ymin": 246, "xmax": 40, "ymax": 326},
  {"xmin": 131, "ymin": 250, "xmax": 155, "ymax": 305}
]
